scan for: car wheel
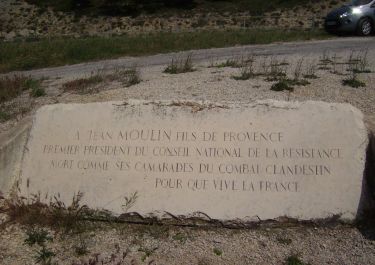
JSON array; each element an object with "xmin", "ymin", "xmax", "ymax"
[{"xmin": 357, "ymin": 18, "xmax": 373, "ymax": 36}]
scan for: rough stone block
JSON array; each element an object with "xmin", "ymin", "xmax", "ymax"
[{"xmin": 18, "ymin": 100, "xmax": 368, "ymax": 222}]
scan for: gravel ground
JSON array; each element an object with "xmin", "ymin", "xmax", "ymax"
[
  {"xmin": 1, "ymin": 48, "xmax": 375, "ymax": 265},
  {"xmin": 0, "ymin": 220, "xmax": 375, "ymax": 265},
  {"xmin": 0, "ymin": 221, "xmax": 375, "ymax": 265},
  {"xmin": 2, "ymin": 49, "xmax": 375, "ymax": 132}
]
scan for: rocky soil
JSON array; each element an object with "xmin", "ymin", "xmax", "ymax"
[{"xmin": 0, "ymin": 0, "xmax": 348, "ymax": 41}]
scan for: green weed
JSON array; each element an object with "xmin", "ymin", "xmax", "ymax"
[
  {"xmin": 303, "ymin": 68, "xmax": 318, "ymax": 79},
  {"xmin": 213, "ymin": 247, "xmax": 223, "ymax": 256},
  {"xmin": 115, "ymin": 66, "xmax": 141, "ymax": 87},
  {"xmin": 0, "ymin": 75, "xmax": 41, "ymax": 102},
  {"xmin": 232, "ymin": 55, "xmax": 259, "ymax": 80},
  {"xmin": 30, "ymin": 86, "xmax": 46, "ymax": 97},
  {"xmin": 215, "ymin": 58, "xmax": 242, "ymax": 68},
  {"xmin": 164, "ymin": 54, "xmax": 195, "ymax": 74},
  {"xmin": 293, "ymin": 58, "xmax": 304, "ymax": 81},
  {"xmin": 122, "ymin": 191, "xmax": 139, "ymax": 213},
  {"xmin": 62, "ymin": 66, "xmax": 141, "ymax": 94},
  {"xmin": 286, "ymin": 254, "xmax": 310, "ymax": 265},
  {"xmin": 344, "ymin": 51, "xmax": 367, "ymax": 88},
  {"xmin": 34, "ymin": 246, "xmax": 55, "ymax": 265},
  {"xmin": 172, "ymin": 232, "xmax": 188, "ymax": 244},
  {"xmin": 24, "ymin": 227, "xmax": 53, "ymax": 247},
  {"xmin": 74, "ymin": 236, "xmax": 89, "ymax": 256},
  {"xmin": 271, "ymin": 79, "xmax": 294, "ymax": 92},
  {"xmin": 138, "ymin": 247, "xmax": 157, "ymax": 262},
  {"xmin": 135, "ymin": 224, "xmax": 170, "ymax": 240},
  {"xmin": 62, "ymin": 73, "xmax": 104, "ymax": 94},
  {"xmin": 265, "ymin": 56, "xmax": 287, "ymax": 81},
  {"xmin": 276, "ymin": 236, "xmax": 292, "ymax": 245},
  {"xmin": 342, "ymin": 78, "xmax": 365, "ymax": 88},
  {"xmin": 0, "ymin": 110, "xmax": 11, "ymax": 122}
]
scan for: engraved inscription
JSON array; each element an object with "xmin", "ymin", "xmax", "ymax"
[{"xmin": 41, "ymin": 129, "xmax": 342, "ymax": 193}]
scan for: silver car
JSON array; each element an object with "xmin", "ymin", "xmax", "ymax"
[{"xmin": 325, "ymin": 0, "xmax": 375, "ymax": 35}]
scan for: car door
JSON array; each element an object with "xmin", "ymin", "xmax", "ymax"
[{"xmin": 371, "ymin": 0, "xmax": 375, "ymax": 18}]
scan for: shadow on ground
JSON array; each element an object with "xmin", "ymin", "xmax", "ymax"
[{"xmin": 358, "ymin": 131, "xmax": 375, "ymax": 240}]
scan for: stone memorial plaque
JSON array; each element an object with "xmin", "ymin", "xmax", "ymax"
[{"xmin": 19, "ymin": 100, "xmax": 368, "ymax": 221}]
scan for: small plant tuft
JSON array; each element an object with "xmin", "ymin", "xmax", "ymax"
[
  {"xmin": 319, "ymin": 50, "xmax": 332, "ymax": 65},
  {"xmin": 2, "ymin": 192, "xmax": 95, "ymax": 233},
  {"xmin": 342, "ymin": 78, "xmax": 365, "ymax": 88},
  {"xmin": 293, "ymin": 58, "xmax": 304, "ymax": 81},
  {"xmin": 31, "ymin": 88, "xmax": 46, "ymax": 97},
  {"xmin": 74, "ymin": 236, "xmax": 89, "ymax": 256},
  {"xmin": 115, "ymin": 66, "xmax": 141, "ymax": 87},
  {"xmin": 62, "ymin": 73, "xmax": 104, "ymax": 94},
  {"xmin": 0, "ymin": 75, "xmax": 42, "ymax": 103},
  {"xmin": 302, "ymin": 73, "xmax": 318, "ymax": 79},
  {"xmin": 232, "ymin": 55, "xmax": 258, "ymax": 80},
  {"xmin": 303, "ymin": 62, "xmax": 319, "ymax": 78},
  {"xmin": 343, "ymin": 52, "xmax": 367, "ymax": 88},
  {"xmin": 164, "ymin": 54, "xmax": 195, "ymax": 74},
  {"xmin": 348, "ymin": 49, "xmax": 371, "ymax": 73},
  {"xmin": 172, "ymin": 232, "xmax": 188, "ymax": 244},
  {"xmin": 34, "ymin": 246, "xmax": 55, "ymax": 265},
  {"xmin": 276, "ymin": 236, "xmax": 292, "ymax": 245},
  {"xmin": 138, "ymin": 247, "xmax": 157, "ymax": 262},
  {"xmin": 215, "ymin": 58, "xmax": 240, "ymax": 68},
  {"xmin": 24, "ymin": 227, "xmax": 53, "ymax": 247},
  {"xmin": 264, "ymin": 56, "xmax": 287, "ymax": 81},
  {"xmin": 62, "ymin": 66, "xmax": 141, "ymax": 94},
  {"xmin": 286, "ymin": 254, "xmax": 310, "ymax": 265},
  {"xmin": 50, "ymin": 191, "xmax": 90, "ymax": 233},
  {"xmin": 271, "ymin": 79, "xmax": 294, "ymax": 92},
  {"xmin": 214, "ymin": 55, "xmax": 253, "ymax": 68},
  {"xmin": 122, "ymin": 191, "xmax": 138, "ymax": 213},
  {"xmin": 28, "ymin": 79, "xmax": 46, "ymax": 98},
  {"xmin": 0, "ymin": 109, "xmax": 11, "ymax": 122},
  {"xmin": 213, "ymin": 247, "xmax": 223, "ymax": 256}
]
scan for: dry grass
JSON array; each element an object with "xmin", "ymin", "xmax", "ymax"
[
  {"xmin": 303, "ymin": 60, "xmax": 318, "ymax": 79},
  {"xmin": 1, "ymin": 192, "xmax": 93, "ymax": 232},
  {"xmin": 228, "ymin": 51, "xmax": 371, "ymax": 92},
  {"xmin": 62, "ymin": 73, "xmax": 105, "ymax": 94},
  {"xmin": 231, "ymin": 55, "xmax": 259, "ymax": 80},
  {"xmin": 0, "ymin": 75, "xmax": 42, "ymax": 103},
  {"xmin": 0, "ymin": 75, "xmax": 43, "ymax": 122},
  {"xmin": 163, "ymin": 54, "xmax": 195, "ymax": 74},
  {"xmin": 62, "ymin": 66, "xmax": 141, "ymax": 94},
  {"xmin": 114, "ymin": 66, "xmax": 141, "ymax": 87}
]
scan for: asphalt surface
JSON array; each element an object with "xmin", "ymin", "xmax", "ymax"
[{"xmin": 5, "ymin": 36, "xmax": 375, "ymax": 79}]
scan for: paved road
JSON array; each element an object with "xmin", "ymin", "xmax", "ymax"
[{"xmin": 6, "ymin": 36, "xmax": 375, "ymax": 79}]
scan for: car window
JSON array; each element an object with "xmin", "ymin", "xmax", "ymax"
[{"xmin": 352, "ymin": 0, "xmax": 372, "ymax": 6}]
